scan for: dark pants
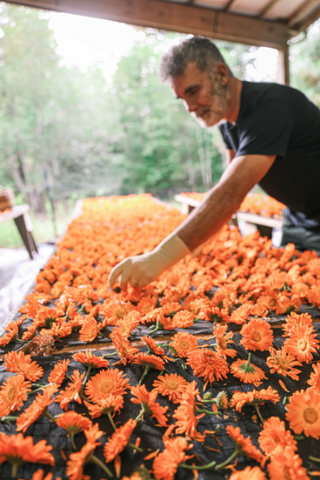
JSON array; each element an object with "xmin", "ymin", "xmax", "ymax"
[{"xmin": 281, "ymin": 212, "xmax": 320, "ymax": 256}]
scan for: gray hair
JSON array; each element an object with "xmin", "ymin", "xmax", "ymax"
[{"xmin": 159, "ymin": 37, "xmax": 232, "ymax": 83}]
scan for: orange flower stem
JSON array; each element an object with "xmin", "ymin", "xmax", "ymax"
[
  {"xmin": 139, "ymin": 366, "xmax": 150, "ymax": 385},
  {"xmin": 79, "ymin": 391, "xmax": 91, "ymax": 403},
  {"xmin": 108, "ymin": 412, "xmax": 117, "ymax": 431},
  {"xmin": 90, "ymin": 454, "xmax": 113, "ymax": 478},
  {"xmin": 103, "ymin": 351, "xmax": 118, "ymax": 357},
  {"xmin": 148, "ymin": 321, "xmax": 160, "ymax": 334},
  {"xmin": 180, "ymin": 459, "xmax": 216, "ymax": 470},
  {"xmin": 194, "ymin": 318, "xmax": 201, "ymax": 322},
  {"xmin": 215, "ymin": 449, "xmax": 239, "ymax": 470},
  {"xmin": 82, "ymin": 366, "xmax": 92, "ymax": 388},
  {"xmin": 310, "ymin": 457, "xmax": 320, "ymax": 463},
  {"xmin": 135, "ymin": 408, "xmax": 145, "ymax": 422},
  {"xmin": 128, "ymin": 442, "xmax": 143, "ymax": 453},
  {"xmin": 254, "ymin": 404, "xmax": 264, "ymax": 425}
]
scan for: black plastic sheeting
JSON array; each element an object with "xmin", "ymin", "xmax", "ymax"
[{"xmin": 0, "ymin": 323, "xmax": 320, "ymax": 480}]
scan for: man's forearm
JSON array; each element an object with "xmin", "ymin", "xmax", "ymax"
[{"xmin": 175, "ymin": 153, "xmax": 276, "ymax": 252}]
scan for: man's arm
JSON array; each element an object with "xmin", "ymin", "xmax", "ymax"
[
  {"xmin": 226, "ymin": 149, "xmax": 235, "ymax": 165},
  {"xmin": 108, "ymin": 154, "xmax": 276, "ymax": 288},
  {"xmin": 175, "ymin": 153, "xmax": 276, "ymax": 252}
]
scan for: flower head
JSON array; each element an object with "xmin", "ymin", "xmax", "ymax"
[
  {"xmin": 226, "ymin": 425, "xmax": 265, "ymax": 465},
  {"xmin": 229, "ymin": 466, "xmax": 267, "ymax": 480},
  {"xmin": 110, "ymin": 331, "xmax": 139, "ymax": 365},
  {"xmin": 131, "ymin": 384, "xmax": 168, "ymax": 426},
  {"xmin": 56, "ymin": 411, "xmax": 92, "ymax": 435},
  {"xmin": 85, "ymin": 368, "xmax": 129, "ymax": 404},
  {"xmin": 240, "ymin": 318, "xmax": 274, "ymax": 351},
  {"xmin": 153, "ymin": 437, "xmax": 193, "ymax": 480},
  {"xmin": 284, "ymin": 324, "xmax": 319, "ymax": 363},
  {"xmin": 0, "ymin": 321, "xmax": 19, "ymax": 346},
  {"xmin": 307, "ymin": 362, "xmax": 320, "ymax": 391},
  {"xmin": 169, "ymin": 332, "xmax": 198, "ymax": 358},
  {"xmin": 266, "ymin": 347, "xmax": 302, "ymax": 381},
  {"xmin": 104, "ymin": 419, "xmax": 137, "ymax": 463},
  {"xmin": 152, "ymin": 373, "xmax": 188, "ymax": 403},
  {"xmin": 230, "ymin": 357, "xmax": 267, "ymax": 385},
  {"xmin": 212, "ymin": 324, "xmax": 237, "ymax": 358},
  {"xmin": 47, "ymin": 359, "xmax": 70, "ymax": 387},
  {"xmin": 173, "ymin": 381, "xmax": 205, "ymax": 442},
  {"xmin": 4, "ymin": 351, "xmax": 43, "ymax": 382},
  {"xmin": 16, "ymin": 385, "xmax": 57, "ymax": 433},
  {"xmin": 267, "ymin": 446, "xmax": 309, "ymax": 480},
  {"xmin": 55, "ymin": 370, "xmax": 85, "ymax": 410},
  {"xmin": 133, "ymin": 352, "xmax": 165, "ymax": 371},
  {"xmin": 79, "ymin": 315, "xmax": 99, "ymax": 342},
  {"xmin": 0, "ymin": 374, "xmax": 31, "ymax": 412},
  {"xmin": 85, "ymin": 395, "xmax": 124, "ymax": 418},
  {"xmin": 187, "ymin": 348, "xmax": 229, "ymax": 385},
  {"xmin": 286, "ymin": 389, "xmax": 320, "ymax": 438},
  {"xmin": 141, "ymin": 336, "xmax": 165, "ymax": 356},
  {"xmin": 258, "ymin": 417, "xmax": 297, "ymax": 455},
  {"xmin": 230, "ymin": 387, "xmax": 280, "ymax": 413},
  {"xmin": 73, "ymin": 351, "xmax": 110, "ymax": 369}
]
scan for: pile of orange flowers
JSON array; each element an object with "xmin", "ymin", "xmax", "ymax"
[
  {"xmin": 180, "ymin": 192, "xmax": 285, "ymax": 218},
  {"xmin": 0, "ymin": 193, "xmax": 319, "ymax": 480}
]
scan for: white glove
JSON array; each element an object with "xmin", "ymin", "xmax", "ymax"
[{"xmin": 108, "ymin": 233, "xmax": 190, "ymax": 289}]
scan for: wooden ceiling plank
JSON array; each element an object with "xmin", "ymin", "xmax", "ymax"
[
  {"xmin": 225, "ymin": 0, "xmax": 238, "ymax": 12},
  {"xmin": 289, "ymin": 3, "xmax": 320, "ymax": 34},
  {"xmin": 288, "ymin": 0, "xmax": 320, "ymax": 28},
  {"xmin": 259, "ymin": 0, "xmax": 282, "ymax": 19}
]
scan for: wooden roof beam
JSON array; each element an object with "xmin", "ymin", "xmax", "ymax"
[
  {"xmin": 288, "ymin": 0, "xmax": 320, "ymax": 28},
  {"xmin": 6, "ymin": 0, "xmax": 289, "ymax": 50},
  {"xmin": 259, "ymin": 0, "xmax": 282, "ymax": 19},
  {"xmin": 225, "ymin": 0, "xmax": 238, "ymax": 12}
]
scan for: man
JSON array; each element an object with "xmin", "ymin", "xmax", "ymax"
[{"xmin": 109, "ymin": 37, "xmax": 320, "ymax": 289}]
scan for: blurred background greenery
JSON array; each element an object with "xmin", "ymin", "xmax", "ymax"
[{"xmin": 0, "ymin": 3, "xmax": 319, "ymax": 247}]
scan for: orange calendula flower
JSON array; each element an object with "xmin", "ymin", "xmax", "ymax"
[
  {"xmin": 141, "ymin": 336, "xmax": 165, "ymax": 356},
  {"xmin": 258, "ymin": 417, "xmax": 297, "ymax": 455},
  {"xmin": 0, "ymin": 321, "xmax": 19, "ymax": 346},
  {"xmin": 286, "ymin": 389, "xmax": 320, "ymax": 439},
  {"xmin": 230, "ymin": 387, "xmax": 280, "ymax": 413},
  {"xmin": 212, "ymin": 324, "xmax": 237, "ymax": 358},
  {"xmin": 275, "ymin": 295, "xmax": 301, "ymax": 315},
  {"xmin": 171, "ymin": 310, "xmax": 194, "ymax": 328},
  {"xmin": 282, "ymin": 312, "xmax": 313, "ymax": 337},
  {"xmin": 79, "ymin": 315, "xmax": 99, "ymax": 342},
  {"xmin": 266, "ymin": 346, "xmax": 302, "ymax": 381},
  {"xmin": 110, "ymin": 331, "xmax": 139, "ymax": 365},
  {"xmin": 152, "ymin": 373, "xmax": 188, "ymax": 403},
  {"xmin": 0, "ymin": 433, "xmax": 54, "ymax": 478},
  {"xmin": 229, "ymin": 466, "xmax": 267, "ymax": 480},
  {"xmin": 4, "ymin": 350, "xmax": 44, "ymax": 382},
  {"xmin": 169, "ymin": 332, "xmax": 198, "ymax": 358},
  {"xmin": 56, "ymin": 411, "xmax": 92, "ymax": 449},
  {"xmin": 66, "ymin": 441, "xmax": 96, "ymax": 480},
  {"xmin": 85, "ymin": 368, "xmax": 130, "ymax": 403},
  {"xmin": 230, "ymin": 355, "xmax": 267, "ymax": 385},
  {"xmin": 267, "ymin": 445, "xmax": 309, "ymax": 480},
  {"xmin": 104, "ymin": 418, "xmax": 137, "ymax": 463},
  {"xmin": 73, "ymin": 351, "xmax": 110, "ymax": 369},
  {"xmin": 16, "ymin": 385, "xmax": 58, "ymax": 433},
  {"xmin": 85, "ymin": 395, "xmax": 124, "ymax": 419},
  {"xmin": 55, "ymin": 370, "xmax": 85, "ymax": 410},
  {"xmin": 19, "ymin": 469, "xmax": 54, "ymax": 480},
  {"xmin": 0, "ymin": 374, "xmax": 31, "ymax": 412},
  {"xmin": 187, "ymin": 348, "xmax": 229, "ymax": 385},
  {"xmin": 153, "ymin": 436, "xmax": 193, "ymax": 480},
  {"xmin": 205, "ymin": 305, "xmax": 230, "ymax": 324},
  {"xmin": 173, "ymin": 381, "xmax": 206, "ymax": 442},
  {"xmin": 131, "ymin": 384, "xmax": 168, "ymax": 426},
  {"xmin": 284, "ymin": 324, "xmax": 320, "ymax": 363},
  {"xmin": 307, "ymin": 362, "xmax": 320, "ymax": 391},
  {"xmin": 134, "ymin": 352, "xmax": 165, "ymax": 371},
  {"xmin": 226, "ymin": 425, "xmax": 265, "ymax": 465},
  {"xmin": 229, "ymin": 303, "xmax": 253, "ymax": 325},
  {"xmin": 47, "ymin": 359, "xmax": 70, "ymax": 387},
  {"xmin": 240, "ymin": 318, "xmax": 274, "ymax": 351}
]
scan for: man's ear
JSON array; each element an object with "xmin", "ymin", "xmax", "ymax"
[{"xmin": 216, "ymin": 63, "xmax": 229, "ymax": 86}]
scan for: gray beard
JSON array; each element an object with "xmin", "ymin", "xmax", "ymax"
[{"xmin": 192, "ymin": 77, "xmax": 229, "ymax": 128}]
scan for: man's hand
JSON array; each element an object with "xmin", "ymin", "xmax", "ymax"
[{"xmin": 108, "ymin": 233, "xmax": 190, "ymax": 289}]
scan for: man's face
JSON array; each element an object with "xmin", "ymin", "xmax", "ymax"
[{"xmin": 170, "ymin": 62, "xmax": 229, "ymax": 128}]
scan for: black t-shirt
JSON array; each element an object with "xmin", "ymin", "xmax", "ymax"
[{"xmin": 219, "ymin": 81, "xmax": 320, "ymax": 230}]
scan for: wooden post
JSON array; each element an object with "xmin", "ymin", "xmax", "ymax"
[{"xmin": 277, "ymin": 44, "xmax": 290, "ymax": 85}]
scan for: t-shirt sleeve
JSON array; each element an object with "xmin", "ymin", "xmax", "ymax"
[
  {"xmin": 236, "ymin": 100, "xmax": 293, "ymax": 159},
  {"xmin": 218, "ymin": 124, "xmax": 233, "ymax": 150}
]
